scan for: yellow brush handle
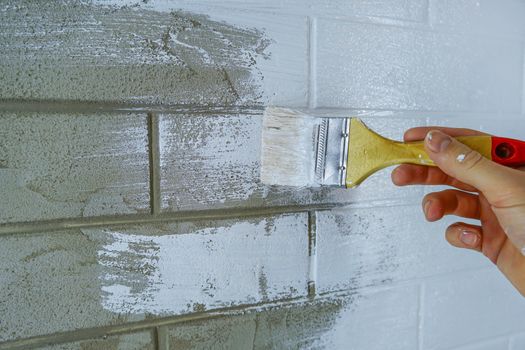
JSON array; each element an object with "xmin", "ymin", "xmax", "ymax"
[
  {"xmin": 396, "ymin": 136, "xmax": 492, "ymax": 166},
  {"xmin": 345, "ymin": 118, "xmax": 493, "ymax": 188}
]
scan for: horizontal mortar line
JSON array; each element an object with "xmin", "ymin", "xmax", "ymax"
[
  {"xmin": 0, "ymin": 99, "xmax": 265, "ymax": 115},
  {"xmin": 1, "ymin": 99, "xmax": 521, "ymax": 119},
  {"xmin": 0, "ymin": 197, "xmax": 418, "ymax": 236},
  {"xmin": 0, "ymin": 290, "xmax": 352, "ymax": 350},
  {"xmin": 0, "ymin": 203, "xmax": 340, "ymax": 236},
  {"xmin": 314, "ymin": 266, "xmax": 495, "ymax": 299}
]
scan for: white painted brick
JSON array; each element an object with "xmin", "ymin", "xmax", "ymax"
[
  {"xmin": 315, "ymin": 205, "xmax": 490, "ymax": 294},
  {"xmin": 0, "ymin": 112, "xmax": 149, "ymax": 224},
  {"xmin": 422, "ymin": 268, "xmax": 525, "ymax": 349},
  {"xmin": 125, "ymin": 0, "xmax": 427, "ymax": 22},
  {"xmin": 159, "ymin": 112, "xmax": 423, "ymax": 212},
  {"xmin": 313, "ymin": 284, "xmax": 419, "ymax": 350},
  {"xmin": 450, "ymin": 338, "xmax": 509, "ymax": 350},
  {"xmin": 316, "ymin": 20, "xmax": 523, "ymax": 113},
  {"xmin": 429, "ymin": 0, "xmax": 525, "ymax": 38},
  {"xmin": 305, "ymin": 0, "xmax": 427, "ymax": 22},
  {"xmin": 95, "ymin": 214, "xmax": 309, "ymax": 315},
  {"xmin": 37, "ymin": 332, "xmax": 155, "ymax": 350},
  {"xmin": 426, "ymin": 115, "xmax": 525, "ymax": 141},
  {"xmin": 0, "ymin": 213, "xmax": 307, "ymax": 341},
  {"xmin": 510, "ymin": 333, "xmax": 525, "ymax": 350}
]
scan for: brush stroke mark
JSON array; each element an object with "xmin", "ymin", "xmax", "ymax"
[
  {"xmin": 91, "ymin": 214, "xmax": 308, "ymax": 315},
  {"xmin": 0, "ymin": 1, "xmax": 271, "ymax": 105}
]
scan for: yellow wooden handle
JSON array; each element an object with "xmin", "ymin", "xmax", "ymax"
[
  {"xmin": 345, "ymin": 118, "xmax": 493, "ymax": 188},
  {"xmin": 397, "ymin": 136, "xmax": 492, "ymax": 167}
]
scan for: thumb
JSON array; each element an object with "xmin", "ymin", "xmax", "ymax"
[{"xmin": 424, "ymin": 130, "xmax": 520, "ymax": 203}]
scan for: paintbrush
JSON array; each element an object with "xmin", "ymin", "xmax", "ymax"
[{"xmin": 260, "ymin": 107, "xmax": 525, "ymax": 188}]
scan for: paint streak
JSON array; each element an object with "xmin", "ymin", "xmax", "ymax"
[
  {"xmin": 0, "ymin": 1, "xmax": 271, "ymax": 105},
  {"xmin": 159, "ymin": 113, "xmax": 262, "ymax": 209},
  {"xmin": 92, "ymin": 214, "xmax": 308, "ymax": 315}
]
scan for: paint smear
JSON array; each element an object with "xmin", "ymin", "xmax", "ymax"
[{"xmin": 91, "ymin": 214, "xmax": 308, "ymax": 315}]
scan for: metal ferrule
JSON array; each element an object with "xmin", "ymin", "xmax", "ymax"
[{"xmin": 314, "ymin": 118, "xmax": 350, "ymax": 187}]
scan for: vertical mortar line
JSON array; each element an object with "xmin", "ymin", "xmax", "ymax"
[
  {"xmin": 307, "ymin": 16, "xmax": 318, "ymax": 109},
  {"xmin": 417, "ymin": 282, "xmax": 425, "ymax": 350},
  {"xmin": 307, "ymin": 210, "xmax": 318, "ymax": 298},
  {"xmin": 156, "ymin": 326, "xmax": 169, "ymax": 350},
  {"xmin": 147, "ymin": 112, "xmax": 161, "ymax": 216}
]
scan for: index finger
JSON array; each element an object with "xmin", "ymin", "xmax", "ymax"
[{"xmin": 403, "ymin": 127, "xmax": 489, "ymax": 142}]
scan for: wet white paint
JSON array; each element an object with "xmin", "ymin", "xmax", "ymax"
[
  {"xmin": 314, "ymin": 285, "xmax": 419, "ymax": 350},
  {"xmin": 95, "ymin": 214, "xmax": 308, "ymax": 314}
]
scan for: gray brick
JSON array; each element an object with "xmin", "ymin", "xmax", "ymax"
[
  {"xmin": 0, "ymin": 213, "xmax": 307, "ymax": 341},
  {"xmin": 167, "ymin": 298, "xmax": 343, "ymax": 350},
  {"xmin": 37, "ymin": 332, "xmax": 155, "ymax": 350},
  {"xmin": 0, "ymin": 1, "xmax": 270, "ymax": 106},
  {"xmin": 0, "ymin": 112, "xmax": 149, "ymax": 224},
  {"xmin": 316, "ymin": 20, "xmax": 523, "ymax": 112}
]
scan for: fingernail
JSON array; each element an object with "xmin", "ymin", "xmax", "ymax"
[
  {"xmin": 460, "ymin": 230, "xmax": 479, "ymax": 246},
  {"xmin": 426, "ymin": 131, "xmax": 451, "ymax": 153},
  {"xmin": 423, "ymin": 200, "xmax": 432, "ymax": 217}
]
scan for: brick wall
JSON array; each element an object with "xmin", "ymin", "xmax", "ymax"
[{"xmin": 1, "ymin": 1, "xmax": 524, "ymax": 349}]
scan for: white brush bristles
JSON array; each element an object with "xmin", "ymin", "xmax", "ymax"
[{"xmin": 260, "ymin": 107, "xmax": 319, "ymax": 186}]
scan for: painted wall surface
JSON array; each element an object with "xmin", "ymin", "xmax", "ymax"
[{"xmin": 1, "ymin": 1, "xmax": 525, "ymax": 349}]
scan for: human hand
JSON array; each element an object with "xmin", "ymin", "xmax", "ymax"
[{"xmin": 391, "ymin": 127, "xmax": 525, "ymax": 296}]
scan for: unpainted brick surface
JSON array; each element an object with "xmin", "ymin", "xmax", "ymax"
[
  {"xmin": 0, "ymin": 112, "xmax": 150, "ymax": 224},
  {"xmin": 0, "ymin": 214, "xmax": 307, "ymax": 341},
  {"xmin": 37, "ymin": 332, "xmax": 155, "ymax": 350},
  {"xmin": 0, "ymin": 1, "xmax": 270, "ymax": 106}
]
